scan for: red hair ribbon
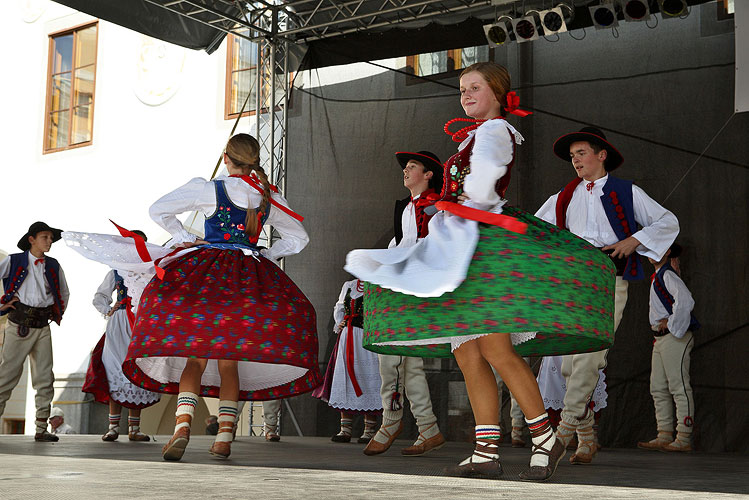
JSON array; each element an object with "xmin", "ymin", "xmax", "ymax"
[
  {"xmin": 248, "ymin": 211, "xmax": 264, "ymax": 244},
  {"xmin": 435, "ymin": 201, "xmax": 528, "ymax": 234},
  {"xmin": 229, "ymin": 174, "xmax": 304, "ymax": 222},
  {"xmin": 504, "ymin": 91, "xmax": 532, "ymax": 117}
]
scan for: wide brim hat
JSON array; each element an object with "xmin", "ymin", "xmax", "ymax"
[
  {"xmin": 553, "ymin": 126, "xmax": 624, "ymax": 171},
  {"xmin": 17, "ymin": 221, "xmax": 62, "ymax": 251},
  {"xmin": 395, "ymin": 150, "xmax": 444, "ymax": 192}
]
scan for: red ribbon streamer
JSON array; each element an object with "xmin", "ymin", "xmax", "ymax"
[
  {"xmin": 110, "ymin": 220, "xmax": 166, "ymax": 279},
  {"xmin": 343, "ymin": 300, "xmax": 363, "ymax": 397},
  {"xmin": 435, "ymin": 201, "xmax": 528, "ymax": 234},
  {"xmin": 229, "ymin": 174, "xmax": 304, "ymax": 222},
  {"xmin": 505, "ymin": 91, "xmax": 533, "ymax": 117}
]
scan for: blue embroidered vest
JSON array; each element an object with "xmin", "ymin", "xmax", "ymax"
[
  {"xmin": 653, "ymin": 263, "xmax": 700, "ymax": 331},
  {"xmin": 1, "ymin": 252, "xmax": 65, "ymax": 324},
  {"xmin": 113, "ymin": 271, "xmax": 128, "ymax": 311},
  {"xmin": 600, "ymin": 176, "xmax": 644, "ymax": 280},
  {"xmin": 204, "ymin": 180, "xmax": 268, "ymax": 247}
]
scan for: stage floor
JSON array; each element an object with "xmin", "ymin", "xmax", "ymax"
[{"xmin": 0, "ymin": 435, "xmax": 746, "ymax": 499}]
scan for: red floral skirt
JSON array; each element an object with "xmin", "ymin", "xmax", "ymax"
[{"xmin": 122, "ymin": 248, "xmax": 321, "ymax": 400}]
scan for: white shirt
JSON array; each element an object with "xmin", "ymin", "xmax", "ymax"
[
  {"xmin": 388, "ymin": 194, "xmax": 421, "ymax": 249},
  {"xmin": 51, "ymin": 422, "xmax": 76, "ymax": 434},
  {"xmin": 92, "ymin": 270, "xmax": 119, "ymax": 317},
  {"xmin": 333, "ymin": 279, "xmax": 364, "ymax": 333},
  {"xmin": 0, "ymin": 251, "xmax": 70, "ymax": 309},
  {"xmin": 149, "ymin": 175, "xmax": 309, "ymax": 261},
  {"xmin": 649, "ymin": 268, "xmax": 695, "ymax": 339},
  {"xmin": 535, "ymin": 174, "xmax": 679, "ymax": 261}
]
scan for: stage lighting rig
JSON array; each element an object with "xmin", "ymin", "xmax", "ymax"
[
  {"xmin": 484, "ymin": 17, "xmax": 513, "ymax": 47},
  {"xmin": 657, "ymin": 0, "xmax": 689, "ymax": 18},
  {"xmin": 589, "ymin": 2, "xmax": 619, "ymax": 30},
  {"xmin": 539, "ymin": 6, "xmax": 568, "ymax": 35},
  {"xmin": 622, "ymin": 0, "xmax": 651, "ymax": 22},
  {"xmin": 512, "ymin": 14, "xmax": 540, "ymax": 43}
]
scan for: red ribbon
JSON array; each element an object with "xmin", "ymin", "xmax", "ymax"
[
  {"xmin": 504, "ymin": 91, "xmax": 533, "ymax": 117},
  {"xmin": 110, "ymin": 220, "xmax": 166, "ymax": 279},
  {"xmin": 34, "ymin": 258, "xmax": 45, "ymax": 266},
  {"xmin": 343, "ymin": 300, "xmax": 363, "ymax": 397},
  {"xmin": 229, "ymin": 175, "xmax": 304, "ymax": 222},
  {"xmin": 435, "ymin": 201, "xmax": 528, "ymax": 234}
]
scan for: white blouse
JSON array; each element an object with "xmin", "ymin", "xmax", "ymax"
[
  {"xmin": 92, "ymin": 270, "xmax": 118, "ymax": 317},
  {"xmin": 332, "ymin": 279, "xmax": 364, "ymax": 334},
  {"xmin": 149, "ymin": 174, "xmax": 309, "ymax": 261},
  {"xmin": 649, "ymin": 268, "xmax": 695, "ymax": 338},
  {"xmin": 0, "ymin": 251, "xmax": 70, "ymax": 310},
  {"xmin": 535, "ymin": 174, "xmax": 679, "ymax": 261}
]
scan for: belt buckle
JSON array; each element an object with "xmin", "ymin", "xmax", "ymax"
[{"xmin": 17, "ymin": 325, "xmax": 30, "ymax": 338}]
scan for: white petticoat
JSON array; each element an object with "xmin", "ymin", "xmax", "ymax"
[
  {"xmin": 102, "ymin": 309, "xmax": 161, "ymax": 407},
  {"xmin": 537, "ymin": 355, "xmax": 608, "ymax": 412}
]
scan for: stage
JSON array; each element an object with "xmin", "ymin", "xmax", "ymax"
[{"xmin": 0, "ymin": 435, "xmax": 745, "ymax": 499}]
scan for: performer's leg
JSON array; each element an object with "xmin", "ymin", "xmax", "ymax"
[
  {"xmin": 128, "ymin": 407, "xmax": 150, "ymax": 441},
  {"xmin": 103, "ymin": 400, "xmax": 122, "ymax": 441},
  {"xmin": 363, "ymin": 355, "xmax": 404, "ymax": 455},
  {"xmin": 662, "ymin": 332, "xmax": 695, "ymax": 452},
  {"xmin": 359, "ymin": 412, "xmax": 378, "ymax": 443},
  {"xmin": 332, "ymin": 411, "xmax": 354, "ymax": 442},
  {"xmin": 162, "ymin": 358, "xmax": 206, "ymax": 461},
  {"xmin": 28, "ymin": 325, "xmax": 57, "ymax": 441},
  {"xmin": 638, "ymin": 337, "xmax": 674, "ymax": 450},
  {"xmin": 209, "ymin": 398, "xmax": 238, "ymax": 458},
  {"xmin": 477, "ymin": 334, "xmax": 564, "ymax": 481},
  {"xmin": 262, "ymin": 399, "xmax": 282, "ymax": 441},
  {"xmin": 401, "ymin": 356, "xmax": 444, "ymax": 455},
  {"xmin": 510, "ymin": 358, "xmax": 529, "ymax": 447},
  {"xmin": 0, "ymin": 322, "xmax": 36, "ymax": 420}
]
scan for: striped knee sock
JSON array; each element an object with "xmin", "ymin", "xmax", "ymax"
[
  {"xmin": 460, "ymin": 425, "xmax": 501, "ymax": 465},
  {"xmin": 362, "ymin": 415, "xmax": 378, "ymax": 439},
  {"xmin": 175, "ymin": 392, "xmax": 198, "ymax": 432},
  {"xmin": 108, "ymin": 413, "xmax": 121, "ymax": 433},
  {"xmin": 527, "ymin": 413, "xmax": 555, "ymax": 467},
  {"xmin": 128, "ymin": 415, "xmax": 141, "ymax": 434},
  {"xmin": 215, "ymin": 401, "xmax": 238, "ymax": 444},
  {"xmin": 338, "ymin": 416, "xmax": 353, "ymax": 436}
]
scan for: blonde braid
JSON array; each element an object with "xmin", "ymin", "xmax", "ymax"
[{"xmin": 243, "ymin": 166, "xmax": 271, "ymax": 238}]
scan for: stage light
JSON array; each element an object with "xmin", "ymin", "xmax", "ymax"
[
  {"xmin": 512, "ymin": 15, "xmax": 540, "ymax": 43},
  {"xmin": 622, "ymin": 0, "xmax": 651, "ymax": 22},
  {"xmin": 539, "ymin": 7, "xmax": 568, "ymax": 35},
  {"xmin": 657, "ymin": 0, "xmax": 689, "ymax": 18},
  {"xmin": 589, "ymin": 3, "xmax": 619, "ymax": 30},
  {"xmin": 483, "ymin": 22, "xmax": 511, "ymax": 47}
]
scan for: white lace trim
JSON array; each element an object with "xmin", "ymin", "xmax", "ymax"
[
  {"xmin": 327, "ymin": 327, "xmax": 382, "ymax": 412},
  {"xmin": 375, "ymin": 331, "xmax": 537, "ymax": 352}
]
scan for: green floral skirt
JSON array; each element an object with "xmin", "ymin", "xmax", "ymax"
[{"xmin": 362, "ymin": 206, "xmax": 616, "ymax": 358}]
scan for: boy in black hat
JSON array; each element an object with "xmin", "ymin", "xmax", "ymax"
[
  {"xmin": 535, "ymin": 127, "xmax": 679, "ymax": 464},
  {"xmin": 364, "ymin": 150, "xmax": 446, "ymax": 457},
  {"xmin": 638, "ymin": 243, "xmax": 698, "ymax": 452},
  {"xmin": 0, "ymin": 222, "xmax": 70, "ymax": 441}
]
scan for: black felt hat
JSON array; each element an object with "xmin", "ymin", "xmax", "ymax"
[
  {"xmin": 17, "ymin": 221, "xmax": 62, "ymax": 251},
  {"xmin": 395, "ymin": 150, "xmax": 444, "ymax": 192},
  {"xmin": 553, "ymin": 126, "xmax": 624, "ymax": 171}
]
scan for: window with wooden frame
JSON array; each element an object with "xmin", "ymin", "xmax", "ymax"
[
  {"xmin": 406, "ymin": 46, "xmax": 491, "ymax": 83},
  {"xmin": 225, "ymin": 33, "xmax": 259, "ymax": 119},
  {"xmin": 44, "ymin": 22, "xmax": 98, "ymax": 153}
]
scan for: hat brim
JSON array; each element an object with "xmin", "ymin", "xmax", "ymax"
[
  {"xmin": 553, "ymin": 132, "xmax": 624, "ymax": 171},
  {"xmin": 395, "ymin": 152, "xmax": 444, "ymax": 192},
  {"xmin": 17, "ymin": 226, "xmax": 62, "ymax": 251}
]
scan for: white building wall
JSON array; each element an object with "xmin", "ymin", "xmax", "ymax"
[{"xmin": 1, "ymin": 0, "xmax": 254, "ymax": 434}]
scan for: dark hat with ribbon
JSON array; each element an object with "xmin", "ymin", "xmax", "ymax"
[
  {"xmin": 395, "ymin": 150, "xmax": 444, "ymax": 192},
  {"xmin": 553, "ymin": 126, "xmax": 624, "ymax": 171},
  {"xmin": 669, "ymin": 242, "xmax": 682, "ymax": 259},
  {"xmin": 17, "ymin": 221, "xmax": 62, "ymax": 251}
]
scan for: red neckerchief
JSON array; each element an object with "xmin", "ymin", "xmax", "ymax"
[{"xmin": 412, "ymin": 189, "xmax": 440, "ymax": 238}]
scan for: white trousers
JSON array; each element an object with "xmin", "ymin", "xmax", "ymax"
[
  {"xmin": 378, "ymin": 354, "xmax": 436, "ymax": 426},
  {"xmin": 561, "ymin": 277, "xmax": 628, "ymax": 427},
  {"xmin": 262, "ymin": 399, "xmax": 282, "ymax": 427},
  {"xmin": 650, "ymin": 331, "xmax": 694, "ymax": 433},
  {"xmin": 0, "ymin": 321, "xmax": 55, "ymax": 422}
]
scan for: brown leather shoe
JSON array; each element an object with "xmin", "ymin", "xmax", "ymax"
[
  {"xmin": 401, "ymin": 432, "xmax": 446, "ymax": 456},
  {"xmin": 363, "ymin": 421, "xmax": 403, "ymax": 456},
  {"xmin": 518, "ymin": 437, "xmax": 566, "ymax": 482},
  {"xmin": 331, "ymin": 433, "xmax": 352, "ymax": 443},
  {"xmin": 569, "ymin": 440, "xmax": 598, "ymax": 465},
  {"xmin": 102, "ymin": 430, "xmax": 119, "ymax": 442},
  {"xmin": 637, "ymin": 431, "xmax": 672, "ymax": 451},
  {"xmin": 265, "ymin": 431, "xmax": 281, "ymax": 442},
  {"xmin": 443, "ymin": 457, "xmax": 503, "ymax": 479},
  {"xmin": 512, "ymin": 438, "xmax": 526, "ymax": 448},
  {"xmin": 162, "ymin": 427, "xmax": 190, "ymax": 461},
  {"xmin": 34, "ymin": 431, "xmax": 59, "ymax": 442},
  {"xmin": 128, "ymin": 431, "xmax": 151, "ymax": 442},
  {"xmin": 209, "ymin": 441, "xmax": 231, "ymax": 458}
]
